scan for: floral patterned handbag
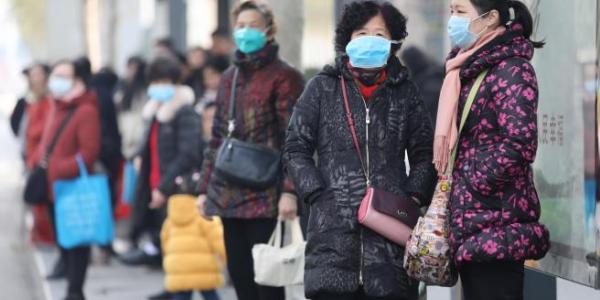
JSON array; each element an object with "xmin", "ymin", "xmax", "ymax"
[{"xmin": 403, "ymin": 70, "xmax": 489, "ymax": 286}]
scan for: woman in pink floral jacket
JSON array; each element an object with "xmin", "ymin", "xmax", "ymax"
[{"xmin": 434, "ymin": 1, "xmax": 550, "ymax": 299}]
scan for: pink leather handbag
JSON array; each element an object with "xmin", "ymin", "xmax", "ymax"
[
  {"xmin": 340, "ymin": 76, "xmax": 420, "ymax": 246},
  {"xmin": 358, "ymin": 187, "xmax": 420, "ymax": 245}
]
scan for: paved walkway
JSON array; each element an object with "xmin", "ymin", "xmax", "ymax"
[
  {"xmin": 0, "ymin": 113, "xmax": 44, "ymax": 300},
  {"xmin": 34, "ymin": 246, "xmax": 237, "ymax": 300}
]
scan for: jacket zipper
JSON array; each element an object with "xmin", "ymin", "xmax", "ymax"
[{"xmin": 359, "ymin": 94, "xmax": 371, "ymax": 286}]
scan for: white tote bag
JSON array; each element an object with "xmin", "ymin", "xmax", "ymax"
[{"xmin": 252, "ymin": 218, "xmax": 306, "ymax": 287}]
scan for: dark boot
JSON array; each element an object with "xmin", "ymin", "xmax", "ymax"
[
  {"xmin": 119, "ymin": 248, "xmax": 161, "ymax": 267},
  {"xmin": 147, "ymin": 290, "xmax": 171, "ymax": 300},
  {"xmin": 64, "ymin": 292, "xmax": 85, "ymax": 300}
]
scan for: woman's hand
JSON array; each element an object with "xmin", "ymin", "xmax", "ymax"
[
  {"xmin": 433, "ymin": 135, "xmax": 450, "ymax": 175},
  {"xmin": 149, "ymin": 189, "xmax": 167, "ymax": 209},
  {"xmin": 278, "ymin": 193, "xmax": 298, "ymax": 220},
  {"xmin": 196, "ymin": 194, "xmax": 212, "ymax": 220},
  {"xmin": 133, "ymin": 156, "xmax": 142, "ymax": 173}
]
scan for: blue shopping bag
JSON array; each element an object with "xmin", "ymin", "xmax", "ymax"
[
  {"xmin": 53, "ymin": 155, "xmax": 115, "ymax": 249},
  {"xmin": 122, "ymin": 160, "xmax": 137, "ymax": 205}
]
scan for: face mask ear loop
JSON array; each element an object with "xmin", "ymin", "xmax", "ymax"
[{"xmin": 471, "ymin": 11, "xmax": 492, "ymax": 37}]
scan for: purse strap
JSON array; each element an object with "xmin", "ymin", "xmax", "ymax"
[
  {"xmin": 446, "ymin": 69, "xmax": 489, "ymax": 174},
  {"xmin": 40, "ymin": 108, "xmax": 76, "ymax": 168},
  {"xmin": 267, "ymin": 218, "xmax": 305, "ymax": 247},
  {"xmin": 340, "ymin": 76, "xmax": 369, "ymax": 182},
  {"xmin": 226, "ymin": 67, "xmax": 240, "ymax": 138}
]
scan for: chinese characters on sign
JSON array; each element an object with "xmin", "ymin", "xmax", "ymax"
[{"xmin": 540, "ymin": 114, "xmax": 565, "ymax": 146}]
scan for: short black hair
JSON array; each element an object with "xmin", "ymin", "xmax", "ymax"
[
  {"xmin": 51, "ymin": 57, "xmax": 92, "ymax": 86},
  {"xmin": 127, "ymin": 55, "xmax": 146, "ymax": 67},
  {"xmin": 147, "ymin": 57, "xmax": 182, "ymax": 83},
  {"xmin": 212, "ymin": 27, "xmax": 230, "ymax": 38},
  {"xmin": 204, "ymin": 56, "xmax": 229, "ymax": 74},
  {"xmin": 22, "ymin": 62, "xmax": 51, "ymax": 77},
  {"xmin": 156, "ymin": 37, "xmax": 174, "ymax": 49},
  {"xmin": 73, "ymin": 56, "xmax": 92, "ymax": 86},
  {"xmin": 335, "ymin": 1, "xmax": 408, "ymax": 54}
]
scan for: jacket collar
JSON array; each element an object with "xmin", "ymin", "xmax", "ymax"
[
  {"xmin": 233, "ymin": 42, "xmax": 279, "ymax": 71},
  {"xmin": 142, "ymin": 85, "xmax": 194, "ymax": 123},
  {"xmin": 54, "ymin": 90, "xmax": 97, "ymax": 110}
]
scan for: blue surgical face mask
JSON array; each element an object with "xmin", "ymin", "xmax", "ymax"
[
  {"xmin": 345, "ymin": 36, "xmax": 399, "ymax": 69},
  {"xmin": 447, "ymin": 12, "xmax": 489, "ymax": 49},
  {"xmin": 148, "ymin": 84, "xmax": 176, "ymax": 103},
  {"xmin": 233, "ymin": 27, "xmax": 268, "ymax": 54},
  {"xmin": 49, "ymin": 76, "xmax": 73, "ymax": 99}
]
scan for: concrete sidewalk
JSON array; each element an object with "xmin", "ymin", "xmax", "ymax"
[
  {"xmin": 0, "ymin": 111, "xmax": 46, "ymax": 300},
  {"xmin": 33, "ymin": 246, "xmax": 237, "ymax": 300}
]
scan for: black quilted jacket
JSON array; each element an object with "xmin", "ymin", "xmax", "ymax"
[{"xmin": 283, "ymin": 56, "xmax": 437, "ymax": 298}]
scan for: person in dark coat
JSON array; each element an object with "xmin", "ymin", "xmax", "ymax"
[
  {"xmin": 400, "ymin": 46, "xmax": 444, "ymax": 127},
  {"xmin": 434, "ymin": 1, "xmax": 550, "ymax": 299},
  {"xmin": 195, "ymin": 2, "xmax": 305, "ymax": 300},
  {"xmin": 119, "ymin": 57, "xmax": 202, "ymax": 300},
  {"xmin": 89, "ymin": 66, "xmax": 123, "ymax": 263},
  {"xmin": 283, "ymin": 2, "xmax": 436, "ymax": 299},
  {"xmin": 90, "ymin": 66, "xmax": 123, "ymax": 178},
  {"xmin": 36, "ymin": 59, "xmax": 102, "ymax": 300}
]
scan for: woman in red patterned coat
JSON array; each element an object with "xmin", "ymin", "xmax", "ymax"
[{"xmin": 196, "ymin": 2, "xmax": 305, "ymax": 300}]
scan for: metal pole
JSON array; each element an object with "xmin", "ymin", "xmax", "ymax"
[
  {"xmin": 168, "ymin": 0, "xmax": 187, "ymax": 53},
  {"xmin": 218, "ymin": 0, "xmax": 232, "ymax": 32}
]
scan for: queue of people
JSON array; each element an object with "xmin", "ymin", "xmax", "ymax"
[{"xmin": 13, "ymin": 1, "xmax": 549, "ymax": 300}]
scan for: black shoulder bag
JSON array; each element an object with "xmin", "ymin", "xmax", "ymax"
[
  {"xmin": 24, "ymin": 109, "xmax": 76, "ymax": 205},
  {"xmin": 214, "ymin": 68, "xmax": 281, "ymax": 190}
]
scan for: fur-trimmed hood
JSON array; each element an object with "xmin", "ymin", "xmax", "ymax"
[{"xmin": 142, "ymin": 85, "xmax": 195, "ymax": 123}]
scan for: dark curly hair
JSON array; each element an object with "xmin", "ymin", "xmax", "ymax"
[
  {"xmin": 335, "ymin": 1, "xmax": 408, "ymax": 54},
  {"xmin": 147, "ymin": 57, "xmax": 182, "ymax": 83}
]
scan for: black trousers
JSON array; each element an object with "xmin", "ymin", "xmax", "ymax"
[
  {"xmin": 459, "ymin": 261, "xmax": 525, "ymax": 300},
  {"xmin": 65, "ymin": 246, "xmax": 91, "ymax": 296},
  {"xmin": 221, "ymin": 218, "xmax": 285, "ymax": 300},
  {"xmin": 48, "ymin": 203, "xmax": 91, "ymax": 296}
]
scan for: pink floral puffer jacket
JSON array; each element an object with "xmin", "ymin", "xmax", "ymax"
[{"xmin": 449, "ymin": 24, "xmax": 550, "ymax": 266}]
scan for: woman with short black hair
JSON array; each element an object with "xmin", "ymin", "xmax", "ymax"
[{"xmin": 284, "ymin": 1, "xmax": 436, "ymax": 299}]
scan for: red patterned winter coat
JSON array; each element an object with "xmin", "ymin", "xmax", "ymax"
[
  {"xmin": 199, "ymin": 43, "xmax": 305, "ymax": 219},
  {"xmin": 448, "ymin": 24, "xmax": 550, "ymax": 265}
]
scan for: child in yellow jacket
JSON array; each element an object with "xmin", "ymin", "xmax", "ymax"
[{"xmin": 161, "ymin": 195, "xmax": 226, "ymax": 300}]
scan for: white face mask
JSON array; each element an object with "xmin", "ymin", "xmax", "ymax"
[{"xmin": 49, "ymin": 76, "xmax": 73, "ymax": 99}]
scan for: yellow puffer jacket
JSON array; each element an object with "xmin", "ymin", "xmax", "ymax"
[{"xmin": 161, "ymin": 195, "xmax": 226, "ymax": 292}]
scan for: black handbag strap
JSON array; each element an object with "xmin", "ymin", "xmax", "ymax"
[
  {"xmin": 40, "ymin": 109, "xmax": 76, "ymax": 168},
  {"xmin": 226, "ymin": 67, "xmax": 240, "ymax": 137}
]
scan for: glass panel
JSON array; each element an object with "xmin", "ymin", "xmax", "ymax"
[{"xmin": 525, "ymin": 0, "xmax": 600, "ymax": 289}]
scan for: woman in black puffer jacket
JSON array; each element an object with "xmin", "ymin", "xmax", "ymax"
[{"xmin": 284, "ymin": 2, "xmax": 436, "ymax": 299}]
